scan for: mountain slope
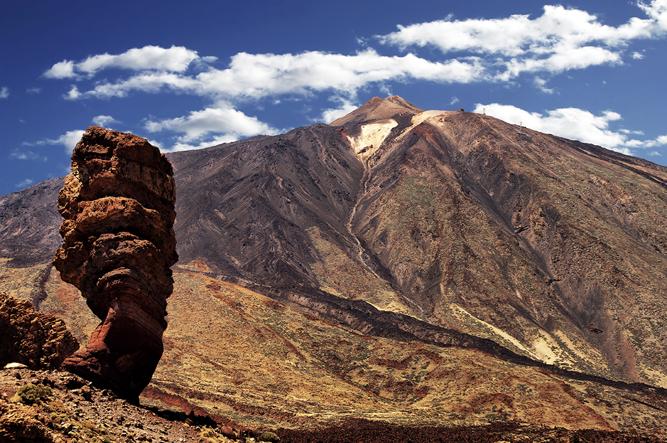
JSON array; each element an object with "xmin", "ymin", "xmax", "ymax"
[
  {"xmin": 0, "ymin": 97, "xmax": 666, "ymax": 432},
  {"xmin": 333, "ymin": 100, "xmax": 667, "ymax": 385},
  {"xmin": 165, "ymin": 96, "xmax": 667, "ymax": 386},
  {"xmin": 0, "ymin": 178, "xmax": 63, "ymax": 266},
  {"xmin": 2, "ymin": 261, "xmax": 666, "ymax": 436}
]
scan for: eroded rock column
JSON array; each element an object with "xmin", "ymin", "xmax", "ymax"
[{"xmin": 54, "ymin": 126, "xmax": 177, "ymax": 401}]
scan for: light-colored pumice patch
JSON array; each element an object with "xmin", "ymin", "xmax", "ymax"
[{"xmin": 347, "ymin": 119, "xmax": 398, "ymax": 159}]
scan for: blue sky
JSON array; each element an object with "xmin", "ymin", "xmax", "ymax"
[{"xmin": 1, "ymin": 0, "xmax": 666, "ymax": 195}]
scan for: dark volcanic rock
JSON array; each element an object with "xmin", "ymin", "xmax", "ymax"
[
  {"xmin": 0, "ymin": 293, "xmax": 78, "ymax": 368},
  {"xmin": 168, "ymin": 125, "xmax": 363, "ymax": 289},
  {"xmin": 53, "ymin": 126, "xmax": 177, "ymax": 401}
]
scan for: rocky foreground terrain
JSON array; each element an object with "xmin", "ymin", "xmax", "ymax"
[
  {"xmin": 1, "ymin": 96, "xmax": 666, "ymax": 440},
  {"xmin": 0, "ymin": 367, "xmax": 662, "ymax": 442},
  {"xmin": 0, "ymin": 367, "xmax": 237, "ymax": 443}
]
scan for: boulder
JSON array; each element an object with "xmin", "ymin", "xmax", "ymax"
[{"xmin": 0, "ymin": 293, "xmax": 78, "ymax": 369}]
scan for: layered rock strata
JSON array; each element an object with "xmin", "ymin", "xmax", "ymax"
[{"xmin": 54, "ymin": 126, "xmax": 177, "ymax": 401}]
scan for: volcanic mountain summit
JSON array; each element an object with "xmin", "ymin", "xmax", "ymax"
[
  {"xmin": 0, "ymin": 96, "xmax": 666, "ymax": 434},
  {"xmin": 169, "ymin": 95, "xmax": 667, "ymax": 385}
]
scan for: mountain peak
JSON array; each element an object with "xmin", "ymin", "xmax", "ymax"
[
  {"xmin": 385, "ymin": 95, "xmax": 419, "ymax": 108},
  {"xmin": 331, "ymin": 95, "xmax": 422, "ymax": 126}
]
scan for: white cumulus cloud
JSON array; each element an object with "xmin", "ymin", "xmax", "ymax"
[
  {"xmin": 92, "ymin": 114, "xmax": 120, "ymax": 126},
  {"xmin": 51, "ymin": 129, "xmax": 86, "ymax": 153},
  {"xmin": 145, "ymin": 104, "xmax": 277, "ymax": 151},
  {"xmin": 64, "ymin": 85, "xmax": 81, "ymax": 100},
  {"xmin": 0, "ymin": 86, "xmax": 9, "ymax": 99},
  {"xmin": 473, "ymin": 103, "xmax": 667, "ymax": 154},
  {"xmin": 165, "ymin": 135, "xmax": 243, "ymax": 152},
  {"xmin": 533, "ymin": 77, "xmax": 555, "ymax": 94},
  {"xmin": 632, "ymin": 134, "xmax": 667, "ymax": 148},
  {"xmin": 640, "ymin": 0, "xmax": 667, "ymax": 28},
  {"xmin": 25, "ymin": 129, "xmax": 85, "ymax": 153},
  {"xmin": 318, "ymin": 97, "xmax": 359, "ymax": 123},
  {"xmin": 44, "ymin": 60, "xmax": 75, "ymax": 79},
  {"xmin": 379, "ymin": 1, "xmax": 667, "ymax": 78},
  {"xmin": 37, "ymin": 2, "xmax": 667, "ymax": 155},
  {"xmin": 59, "ymin": 49, "xmax": 485, "ymax": 101},
  {"xmin": 44, "ymin": 45, "xmax": 203, "ymax": 79}
]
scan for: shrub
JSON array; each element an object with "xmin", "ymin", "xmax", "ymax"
[
  {"xmin": 16, "ymin": 383, "xmax": 52, "ymax": 405},
  {"xmin": 258, "ymin": 431, "xmax": 281, "ymax": 442}
]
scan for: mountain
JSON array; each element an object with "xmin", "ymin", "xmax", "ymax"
[
  {"xmin": 1, "ymin": 96, "xmax": 666, "ymax": 435},
  {"xmin": 169, "ymin": 95, "xmax": 667, "ymax": 386}
]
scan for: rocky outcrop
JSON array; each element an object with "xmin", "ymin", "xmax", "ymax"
[
  {"xmin": 54, "ymin": 126, "xmax": 177, "ymax": 401},
  {"xmin": 0, "ymin": 369, "xmax": 236, "ymax": 442},
  {"xmin": 0, "ymin": 293, "xmax": 78, "ymax": 369}
]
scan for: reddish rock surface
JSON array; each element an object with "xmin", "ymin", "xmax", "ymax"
[
  {"xmin": 0, "ymin": 293, "xmax": 78, "ymax": 369},
  {"xmin": 53, "ymin": 126, "xmax": 177, "ymax": 401}
]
